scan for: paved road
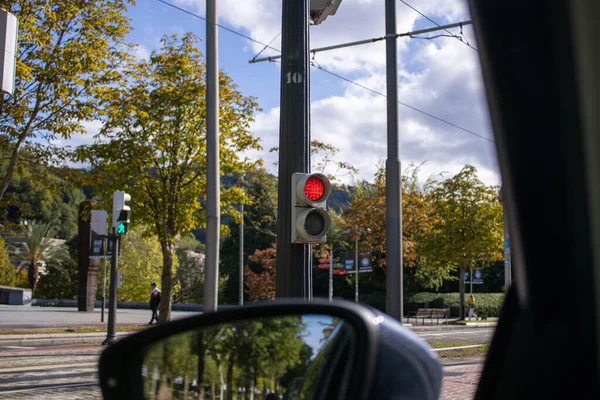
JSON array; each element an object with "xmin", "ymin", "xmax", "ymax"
[
  {"xmin": 418, "ymin": 328, "xmax": 495, "ymax": 344},
  {"xmin": 0, "ymin": 305, "xmax": 200, "ymax": 329},
  {"xmin": 0, "ymin": 343, "xmax": 486, "ymax": 400},
  {"xmin": 0, "ymin": 345, "xmax": 101, "ymax": 399},
  {"xmin": 441, "ymin": 364, "xmax": 483, "ymax": 399}
]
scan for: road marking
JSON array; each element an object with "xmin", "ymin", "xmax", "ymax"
[
  {"xmin": 433, "ymin": 344, "xmax": 486, "ymax": 352},
  {"xmin": 418, "ymin": 329, "xmax": 495, "ymax": 337},
  {"xmin": 0, "ymin": 346, "xmax": 35, "ymax": 349},
  {"xmin": 0, "ymin": 382, "xmax": 97, "ymax": 394}
]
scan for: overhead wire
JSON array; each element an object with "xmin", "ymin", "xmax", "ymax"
[
  {"xmin": 398, "ymin": 0, "xmax": 479, "ymax": 52},
  {"xmin": 310, "ymin": 61, "xmax": 494, "ymax": 143},
  {"xmin": 157, "ymin": 0, "xmax": 492, "ymax": 143},
  {"xmin": 252, "ymin": 32, "xmax": 281, "ymax": 61}
]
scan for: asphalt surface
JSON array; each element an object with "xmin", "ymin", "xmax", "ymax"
[
  {"xmin": 417, "ymin": 327, "xmax": 495, "ymax": 344},
  {"xmin": 0, "ymin": 305, "xmax": 495, "ymax": 399},
  {"xmin": 0, "ymin": 342, "xmax": 486, "ymax": 400}
]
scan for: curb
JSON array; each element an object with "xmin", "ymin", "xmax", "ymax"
[{"xmin": 0, "ymin": 331, "xmax": 133, "ymax": 347}]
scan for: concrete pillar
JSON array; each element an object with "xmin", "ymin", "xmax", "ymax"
[{"xmin": 78, "ymin": 200, "xmax": 98, "ymax": 311}]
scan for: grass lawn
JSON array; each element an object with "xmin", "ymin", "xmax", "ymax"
[{"xmin": 429, "ymin": 340, "xmax": 489, "ymax": 359}]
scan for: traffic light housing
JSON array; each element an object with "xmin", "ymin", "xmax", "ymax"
[
  {"xmin": 112, "ymin": 190, "xmax": 131, "ymax": 235},
  {"xmin": 291, "ymin": 173, "xmax": 332, "ymax": 243}
]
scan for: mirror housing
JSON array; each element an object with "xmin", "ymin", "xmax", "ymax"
[{"xmin": 99, "ymin": 299, "xmax": 442, "ymax": 400}]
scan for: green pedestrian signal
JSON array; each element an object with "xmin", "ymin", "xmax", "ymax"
[{"xmin": 117, "ymin": 222, "xmax": 128, "ymax": 235}]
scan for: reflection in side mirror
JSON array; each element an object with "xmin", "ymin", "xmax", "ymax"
[{"xmin": 140, "ymin": 314, "xmax": 354, "ymax": 400}]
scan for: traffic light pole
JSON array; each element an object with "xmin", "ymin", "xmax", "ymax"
[
  {"xmin": 101, "ymin": 239, "xmax": 107, "ymax": 323},
  {"xmin": 275, "ymin": 0, "xmax": 311, "ymax": 299},
  {"xmin": 102, "ymin": 231, "xmax": 119, "ymax": 345},
  {"xmin": 385, "ymin": 0, "xmax": 404, "ymax": 322}
]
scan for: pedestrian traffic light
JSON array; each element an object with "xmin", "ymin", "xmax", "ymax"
[
  {"xmin": 291, "ymin": 173, "xmax": 332, "ymax": 243},
  {"xmin": 112, "ymin": 190, "xmax": 131, "ymax": 235}
]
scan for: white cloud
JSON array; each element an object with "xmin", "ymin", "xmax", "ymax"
[
  {"xmin": 161, "ymin": 1, "xmax": 501, "ymax": 185},
  {"xmin": 134, "ymin": 44, "xmax": 151, "ymax": 60}
]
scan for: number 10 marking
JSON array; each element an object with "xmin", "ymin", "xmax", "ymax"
[{"xmin": 286, "ymin": 72, "xmax": 303, "ymax": 84}]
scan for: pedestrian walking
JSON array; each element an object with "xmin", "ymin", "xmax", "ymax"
[
  {"xmin": 149, "ymin": 282, "xmax": 161, "ymax": 325},
  {"xmin": 468, "ymin": 294, "xmax": 477, "ymax": 320}
]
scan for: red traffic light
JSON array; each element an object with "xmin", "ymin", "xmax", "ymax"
[{"xmin": 304, "ymin": 176, "xmax": 325, "ymax": 201}]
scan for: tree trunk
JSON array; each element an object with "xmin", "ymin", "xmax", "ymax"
[
  {"xmin": 28, "ymin": 262, "xmax": 39, "ymax": 292},
  {"xmin": 226, "ymin": 354, "xmax": 234, "ymax": 400},
  {"xmin": 459, "ymin": 265, "xmax": 466, "ymax": 320},
  {"xmin": 158, "ymin": 239, "xmax": 175, "ymax": 323},
  {"xmin": 0, "ymin": 97, "xmax": 41, "ymax": 201},
  {"xmin": 184, "ymin": 375, "xmax": 189, "ymax": 400},
  {"xmin": 0, "ymin": 134, "xmax": 27, "ymax": 200},
  {"xmin": 197, "ymin": 332, "xmax": 206, "ymax": 400}
]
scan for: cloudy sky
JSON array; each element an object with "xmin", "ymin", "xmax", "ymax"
[{"xmin": 74, "ymin": 0, "xmax": 500, "ymax": 185}]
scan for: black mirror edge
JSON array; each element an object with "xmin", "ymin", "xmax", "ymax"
[{"xmin": 98, "ymin": 298, "xmax": 382, "ymax": 400}]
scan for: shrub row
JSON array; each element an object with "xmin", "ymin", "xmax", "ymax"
[{"xmin": 405, "ymin": 292, "xmax": 506, "ymax": 318}]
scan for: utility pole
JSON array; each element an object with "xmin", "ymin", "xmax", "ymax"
[
  {"xmin": 204, "ymin": 0, "xmax": 220, "ymax": 313},
  {"xmin": 385, "ymin": 0, "xmax": 403, "ymax": 322},
  {"xmin": 275, "ymin": 0, "xmax": 311, "ymax": 298},
  {"xmin": 329, "ymin": 245, "xmax": 333, "ymax": 302},
  {"xmin": 239, "ymin": 176, "xmax": 244, "ymax": 306},
  {"xmin": 101, "ymin": 240, "xmax": 107, "ymax": 322}
]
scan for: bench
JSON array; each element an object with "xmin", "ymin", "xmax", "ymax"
[{"xmin": 407, "ymin": 308, "xmax": 449, "ymax": 325}]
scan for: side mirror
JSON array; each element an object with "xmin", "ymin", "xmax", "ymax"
[{"xmin": 99, "ymin": 300, "xmax": 442, "ymax": 400}]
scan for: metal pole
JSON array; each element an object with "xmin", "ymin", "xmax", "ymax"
[
  {"xmin": 101, "ymin": 239, "xmax": 107, "ymax": 323},
  {"xmin": 355, "ymin": 237, "xmax": 359, "ymax": 303},
  {"xmin": 204, "ymin": 0, "xmax": 220, "ymax": 313},
  {"xmin": 500, "ymin": 185, "xmax": 512, "ymax": 291},
  {"xmin": 102, "ymin": 231, "xmax": 118, "ymax": 345},
  {"xmin": 329, "ymin": 245, "xmax": 333, "ymax": 302},
  {"xmin": 385, "ymin": 0, "xmax": 403, "ymax": 322},
  {"xmin": 470, "ymin": 267, "xmax": 473, "ymax": 294},
  {"xmin": 275, "ymin": 0, "xmax": 311, "ymax": 299},
  {"xmin": 239, "ymin": 191, "xmax": 244, "ymax": 306}
]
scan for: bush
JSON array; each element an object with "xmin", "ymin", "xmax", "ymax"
[
  {"xmin": 405, "ymin": 292, "xmax": 506, "ymax": 318},
  {"xmin": 0, "ymin": 237, "xmax": 16, "ymax": 287}
]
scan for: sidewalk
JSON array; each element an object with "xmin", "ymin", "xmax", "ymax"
[
  {"xmin": 0, "ymin": 304, "xmax": 199, "ymax": 329},
  {"xmin": 0, "ymin": 331, "xmax": 133, "ymax": 346}
]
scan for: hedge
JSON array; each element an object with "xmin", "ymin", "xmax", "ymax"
[{"xmin": 405, "ymin": 292, "xmax": 506, "ymax": 318}]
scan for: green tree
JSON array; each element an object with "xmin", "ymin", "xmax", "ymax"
[
  {"xmin": 0, "ymin": 237, "xmax": 16, "ymax": 286},
  {"xmin": 0, "ymin": 0, "xmax": 134, "ymax": 200},
  {"xmin": 220, "ymin": 168, "xmax": 277, "ymax": 304},
  {"xmin": 427, "ymin": 165, "xmax": 503, "ymax": 319},
  {"xmin": 76, "ymin": 33, "xmax": 261, "ymax": 322},
  {"xmin": 11, "ymin": 221, "xmax": 70, "ymax": 291},
  {"xmin": 36, "ymin": 236, "xmax": 78, "ymax": 299},
  {"xmin": 174, "ymin": 233, "xmax": 227, "ymax": 304},
  {"xmin": 0, "ymin": 153, "xmax": 85, "ymax": 238},
  {"xmin": 117, "ymin": 227, "xmax": 163, "ymax": 302}
]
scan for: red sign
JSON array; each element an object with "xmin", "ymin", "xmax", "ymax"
[
  {"xmin": 332, "ymin": 269, "xmax": 347, "ymax": 276},
  {"xmin": 318, "ymin": 258, "xmax": 330, "ymax": 264},
  {"xmin": 317, "ymin": 263, "xmax": 330, "ymax": 270}
]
